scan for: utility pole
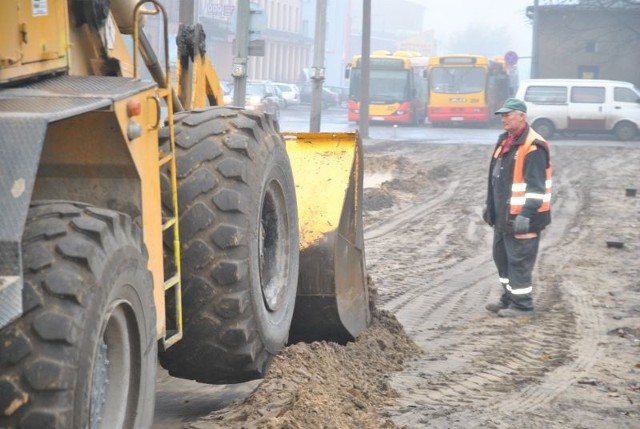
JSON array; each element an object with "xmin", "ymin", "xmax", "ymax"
[
  {"xmin": 309, "ymin": 0, "xmax": 327, "ymax": 132},
  {"xmin": 531, "ymin": 0, "xmax": 539, "ymax": 79},
  {"xmin": 179, "ymin": 0, "xmax": 195, "ymax": 24},
  {"xmin": 178, "ymin": 0, "xmax": 197, "ymax": 107},
  {"xmin": 232, "ymin": 0, "xmax": 250, "ymax": 106},
  {"xmin": 359, "ymin": 0, "xmax": 371, "ymax": 139}
]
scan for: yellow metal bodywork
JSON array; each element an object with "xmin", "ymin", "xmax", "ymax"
[
  {"xmin": 133, "ymin": 1, "xmax": 181, "ymax": 346},
  {"xmin": 67, "ymin": 14, "xmax": 136, "ymax": 77},
  {"xmin": 114, "ymin": 95, "xmax": 167, "ymax": 339},
  {"xmin": 32, "ymin": 89, "xmax": 166, "ymax": 338},
  {"xmin": 283, "ymin": 132, "xmax": 369, "ymax": 342},
  {"xmin": 284, "ymin": 132, "xmax": 362, "ymax": 249},
  {"xmin": 2, "ymin": 0, "xmax": 369, "ymax": 349},
  {"xmin": 0, "ymin": 0, "xmax": 170, "ymax": 340},
  {"xmin": 0, "ymin": 0, "xmax": 70, "ymax": 84},
  {"xmin": 174, "ymin": 37, "xmax": 225, "ymax": 109}
]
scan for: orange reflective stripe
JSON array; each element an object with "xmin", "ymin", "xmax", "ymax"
[
  {"xmin": 509, "ymin": 130, "xmax": 552, "ymax": 215},
  {"xmin": 493, "ymin": 145, "xmax": 502, "ymax": 159}
]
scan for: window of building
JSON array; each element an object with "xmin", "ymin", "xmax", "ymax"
[
  {"xmin": 577, "ymin": 65, "xmax": 599, "ymax": 80},
  {"xmin": 585, "ymin": 40, "xmax": 598, "ymax": 53}
]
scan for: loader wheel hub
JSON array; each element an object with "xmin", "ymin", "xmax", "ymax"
[{"xmin": 259, "ymin": 181, "xmax": 288, "ymax": 312}]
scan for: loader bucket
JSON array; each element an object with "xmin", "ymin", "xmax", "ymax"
[{"xmin": 283, "ymin": 132, "xmax": 370, "ymax": 343}]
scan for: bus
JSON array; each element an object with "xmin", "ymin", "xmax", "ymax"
[
  {"xmin": 426, "ymin": 54, "xmax": 515, "ymax": 126},
  {"xmin": 346, "ymin": 50, "xmax": 429, "ymax": 125}
]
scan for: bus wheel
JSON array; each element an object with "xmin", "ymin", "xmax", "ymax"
[
  {"xmin": 0, "ymin": 201, "xmax": 156, "ymax": 429},
  {"xmin": 614, "ymin": 121, "xmax": 637, "ymax": 141},
  {"xmin": 532, "ymin": 119, "xmax": 555, "ymax": 139}
]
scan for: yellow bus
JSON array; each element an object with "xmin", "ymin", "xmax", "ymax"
[
  {"xmin": 427, "ymin": 54, "xmax": 514, "ymax": 126},
  {"xmin": 346, "ymin": 51, "xmax": 429, "ymax": 125}
]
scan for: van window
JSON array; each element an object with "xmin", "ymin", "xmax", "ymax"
[
  {"xmin": 524, "ymin": 86, "xmax": 567, "ymax": 104},
  {"xmin": 614, "ymin": 87, "xmax": 639, "ymax": 102},
  {"xmin": 571, "ymin": 86, "xmax": 605, "ymax": 103}
]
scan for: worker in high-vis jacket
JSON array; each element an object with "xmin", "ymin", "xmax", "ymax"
[{"xmin": 483, "ymin": 98, "xmax": 552, "ymax": 317}]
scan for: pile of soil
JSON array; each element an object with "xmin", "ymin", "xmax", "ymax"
[{"xmin": 189, "ymin": 298, "xmax": 421, "ymax": 428}]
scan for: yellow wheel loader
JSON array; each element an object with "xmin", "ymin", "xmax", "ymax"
[{"xmin": 0, "ymin": 1, "xmax": 369, "ymax": 427}]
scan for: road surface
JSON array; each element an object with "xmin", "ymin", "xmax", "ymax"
[{"xmin": 154, "ymin": 106, "xmax": 640, "ymax": 428}]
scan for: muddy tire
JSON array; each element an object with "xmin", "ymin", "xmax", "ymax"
[
  {"xmin": 158, "ymin": 107, "xmax": 299, "ymax": 384},
  {"xmin": 0, "ymin": 201, "xmax": 156, "ymax": 429}
]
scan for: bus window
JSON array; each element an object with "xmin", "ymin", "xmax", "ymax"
[{"xmin": 430, "ymin": 67, "xmax": 485, "ymax": 94}]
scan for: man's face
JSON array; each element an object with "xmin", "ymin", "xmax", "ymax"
[{"xmin": 500, "ymin": 111, "xmax": 526, "ymax": 133}]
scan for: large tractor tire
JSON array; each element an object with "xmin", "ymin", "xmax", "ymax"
[
  {"xmin": 0, "ymin": 201, "xmax": 156, "ymax": 429},
  {"xmin": 158, "ymin": 108, "xmax": 299, "ymax": 384}
]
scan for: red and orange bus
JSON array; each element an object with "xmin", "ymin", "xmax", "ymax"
[
  {"xmin": 346, "ymin": 51, "xmax": 429, "ymax": 125},
  {"xmin": 427, "ymin": 54, "xmax": 515, "ymax": 126}
]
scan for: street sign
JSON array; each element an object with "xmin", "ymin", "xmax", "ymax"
[
  {"xmin": 504, "ymin": 50, "xmax": 519, "ymax": 66},
  {"xmin": 201, "ymin": 1, "xmax": 235, "ymax": 18}
]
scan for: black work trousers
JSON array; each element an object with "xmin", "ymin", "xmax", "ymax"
[{"xmin": 492, "ymin": 231, "xmax": 540, "ymax": 310}]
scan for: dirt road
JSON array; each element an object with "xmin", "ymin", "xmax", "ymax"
[{"xmin": 173, "ymin": 136, "xmax": 640, "ymax": 428}]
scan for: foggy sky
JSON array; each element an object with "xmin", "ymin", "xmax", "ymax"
[{"xmin": 422, "ymin": 0, "xmax": 534, "ymax": 78}]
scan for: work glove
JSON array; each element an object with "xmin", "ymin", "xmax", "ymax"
[{"xmin": 513, "ymin": 215, "xmax": 530, "ymax": 234}]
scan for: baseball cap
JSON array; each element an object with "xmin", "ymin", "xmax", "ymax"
[{"xmin": 494, "ymin": 98, "xmax": 527, "ymax": 114}]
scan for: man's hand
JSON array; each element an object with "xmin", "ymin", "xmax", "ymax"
[{"xmin": 513, "ymin": 215, "xmax": 530, "ymax": 234}]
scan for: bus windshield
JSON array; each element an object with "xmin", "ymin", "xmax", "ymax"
[
  {"xmin": 349, "ymin": 69, "xmax": 410, "ymax": 103},
  {"xmin": 430, "ymin": 67, "xmax": 485, "ymax": 94}
]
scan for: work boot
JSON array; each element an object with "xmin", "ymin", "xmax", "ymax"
[
  {"xmin": 485, "ymin": 301, "xmax": 508, "ymax": 313},
  {"xmin": 485, "ymin": 293, "xmax": 509, "ymax": 313},
  {"xmin": 497, "ymin": 306, "xmax": 535, "ymax": 318}
]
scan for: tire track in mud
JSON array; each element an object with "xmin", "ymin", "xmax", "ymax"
[
  {"xmin": 408, "ymin": 196, "xmax": 579, "ymax": 421},
  {"xmin": 363, "ymin": 144, "xmax": 623, "ymax": 427},
  {"xmin": 365, "ymin": 178, "xmax": 495, "ymax": 335},
  {"xmin": 492, "ymin": 163, "xmax": 604, "ymax": 416},
  {"xmin": 489, "ymin": 149, "xmax": 633, "ymax": 416},
  {"xmin": 364, "ymin": 179, "xmax": 460, "ymax": 241}
]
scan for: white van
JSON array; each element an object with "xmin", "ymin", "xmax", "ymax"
[{"xmin": 515, "ymin": 79, "xmax": 640, "ymax": 141}]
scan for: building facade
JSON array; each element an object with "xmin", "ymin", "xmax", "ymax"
[
  {"xmin": 150, "ymin": 0, "xmax": 312, "ymax": 84},
  {"xmin": 147, "ymin": 1, "xmax": 434, "ymax": 88},
  {"xmin": 530, "ymin": 1, "xmax": 640, "ymax": 87},
  {"xmin": 245, "ymin": 0, "xmax": 311, "ymax": 82}
]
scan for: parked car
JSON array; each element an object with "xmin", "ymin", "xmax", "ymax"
[
  {"xmin": 299, "ymin": 83, "xmax": 339, "ymax": 109},
  {"xmin": 322, "ymin": 87, "xmax": 339, "ymax": 108},
  {"xmin": 516, "ymin": 79, "xmax": 640, "ymax": 141},
  {"xmin": 273, "ymin": 85, "xmax": 288, "ymax": 110},
  {"xmin": 325, "ymin": 86, "xmax": 348, "ymax": 107},
  {"xmin": 244, "ymin": 80, "xmax": 281, "ymax": 119},
  {"xmin": 275, "ymin": 82, "xmax": 301, "ymax": 107}
]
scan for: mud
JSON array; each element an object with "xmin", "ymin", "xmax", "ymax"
[{"xmin": 183, "ymin": 140, "xmax": 640, "ymax": 428}]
